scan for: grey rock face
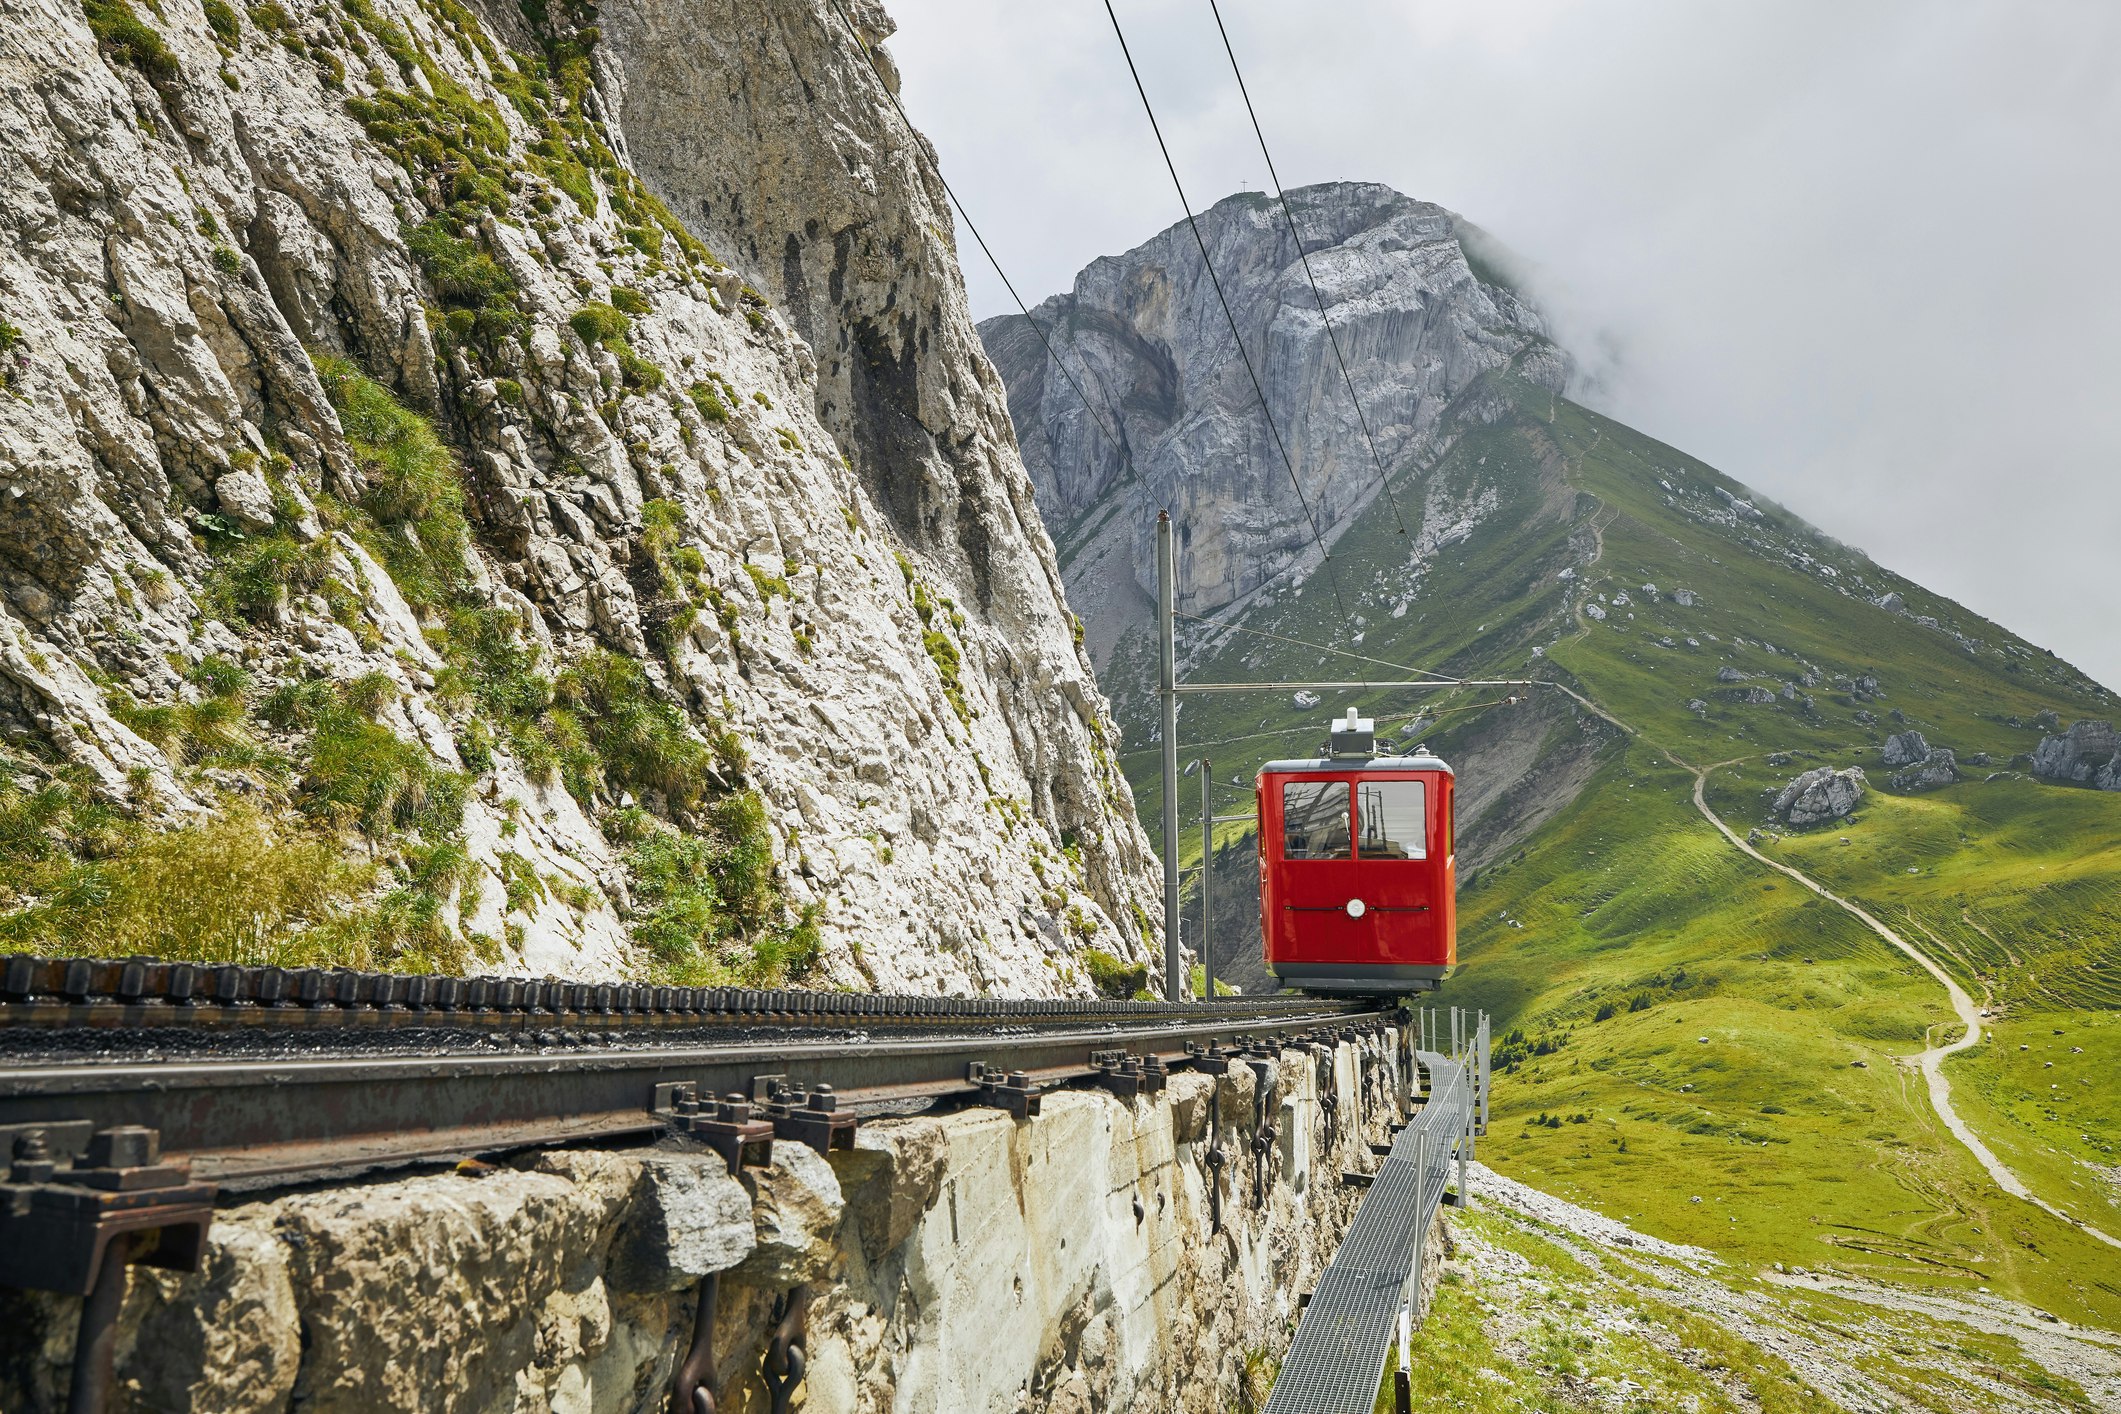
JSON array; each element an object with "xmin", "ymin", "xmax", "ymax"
[
  {"xmin": 2031, "ymin": 720, "xmax": 2121, "ymax": 790},
  {"xmin": 980, "ymin": 182, "xmax": 1567, "ymax": 626},
  {"xmin": 608, "ymin": 1151, "xmax": 755, "ymax": 1291},
  {"xmin": 838, "ymin": 1116, "xmax": 948, "ymax": 1261},
  {"xmin": 1890, "ymin": 749, "xmax": 1960, "ymax": 792},
  {"xmin": 1773, "ymin": 767, "xmax": 1867, "ymax": 827},
  {"xmin": 213, "ymin": 469, "xmax": 279, "ymax": 532},
  {"xmin": 736, "ymin": 1141, "xmax": 846, "ymax": 1286},
  {"xmin": 1882, "ymin": 731, "xmax": 1931, "ymax": 767},
  {"xmin": 1716, "ymin": 667, "xmax": 1749, "ymax": 683}
]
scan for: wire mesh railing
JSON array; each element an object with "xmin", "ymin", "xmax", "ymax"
[{"xmin": 1265, "ymin": 1006, "xmax": 1490, "ymax": 1414}]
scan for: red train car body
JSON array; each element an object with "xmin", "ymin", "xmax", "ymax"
[{"xmin": 1257, "ymin": 713, "xmax": 1456, "ymax": 994}]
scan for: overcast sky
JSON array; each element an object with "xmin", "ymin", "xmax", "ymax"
[{"xmin": 887, "ymin": 1, "xmax": 2121, "ymax": 692}]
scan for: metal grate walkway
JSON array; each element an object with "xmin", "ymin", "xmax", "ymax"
[{"xmin": 1265, "ymin": 1009, "xmax": 1489, "ymax": 1413}]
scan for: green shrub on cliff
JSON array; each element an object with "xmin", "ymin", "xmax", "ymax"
[
  {"xmin": 1083, "ymin": 947, "xmax": 1148, "ymax": 1000},
  {"xmin": 81, "ymin": 0, "xmax": 177, "ymax": 78}
]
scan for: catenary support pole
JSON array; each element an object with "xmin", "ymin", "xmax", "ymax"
[
  {"xmin": 1157, "ymin": 512, "xmax": 1183, "ymax": 1002},
  {"xmin": 1199, "ymin": 754, "xmax": 1214, "ymax": 1000}
]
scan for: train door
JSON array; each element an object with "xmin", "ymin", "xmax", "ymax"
[{"xmin": 1272, "ymin": 773, "xmax": 1364, "ymax": 961}]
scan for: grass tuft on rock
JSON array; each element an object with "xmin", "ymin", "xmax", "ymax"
[
  {"xmin": 81, "ymin": 0, "xmax": 178, "ymax": 77},
  {"xmin": 1083, "ymin": 947, "xmax": 1148, "ymax": 1000},
  {"xmin": 610, "ymin": 799, "xmax": 819, "ymax": 986},
  {"xmin": 553, "ymin": 650, "xmax": 723, "ymax": 811}
]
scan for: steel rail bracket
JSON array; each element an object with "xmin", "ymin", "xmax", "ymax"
[
  {"xmin": 758, "ymin": 1082, "xmax": 859, "ymax": 1155},
  {"xmin": 653, "ymin": 1085, "xmax": 775, "ymax": 1172},
  {"xmin": 2, "ymin": 1122, "xmax": 215, "ymax": 1414},
  {"xmin": 967, "ymin": 1063, "xmax": 1041, "ymax": 1120},
  {"xmin": 0, "ymin": 1122, "xmax": 214, "ymax": 1295},
  {"xmin": 1088, "ymin": 1051, "xmax": 1167, "ymax": 1100},
  {"xmin": 1184, "ymin": 1040, "xmax": 1233, "ymax": 1075}
]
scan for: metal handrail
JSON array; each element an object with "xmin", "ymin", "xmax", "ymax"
[{"xmin": 1265, "ymin": 1006, "xmax": 1490, "ymax": 1414}]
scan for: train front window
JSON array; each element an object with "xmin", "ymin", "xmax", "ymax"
[
  {"xmin": 1282, "ymin": 780, "xmax": 1352, "ymax": 860},
  {"xmin": 1357, "ymin": 779, "xmax": 1427, "ymax": 860}
]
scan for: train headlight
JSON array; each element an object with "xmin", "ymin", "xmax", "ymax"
[{"xmin": 1345, "ymin": 898, "xmax": 1367, "ymax": 919}]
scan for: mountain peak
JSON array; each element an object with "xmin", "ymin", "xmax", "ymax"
[{"xmin": 979, "ymin": 181, "xmax": 1565, "ymax": 660}]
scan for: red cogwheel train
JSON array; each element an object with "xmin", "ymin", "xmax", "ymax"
[{"xmin": 1257, "ymin": 710, "xmax": 1456, "ymax": 994}]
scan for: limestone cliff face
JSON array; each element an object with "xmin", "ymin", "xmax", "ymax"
[
  {"xmin": 0, "ymin": 1035, "xmax": 1402, "ymax": 1413},
  {"xmin": 980, "ymin": 181, "xmax": 1567, "ymax": 653},
  {"xmin": 0, "ymin": 0, "xmax": 1157, "ymax": 990}
]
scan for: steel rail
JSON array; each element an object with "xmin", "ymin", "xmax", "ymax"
[
  {"xmin": 0, "ymin": 995, "xmax": 1388, "ymax": 1186},
  {"xmin": 0, "ymin": 954, "xmax": 1401, "ymax": 1414}
]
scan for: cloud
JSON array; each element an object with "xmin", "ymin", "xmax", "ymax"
[{"xmin": 886, "ymin": 0, "xmax": 2121, "ymax": 690}]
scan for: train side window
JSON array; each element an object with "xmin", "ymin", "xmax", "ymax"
[
  {"xmin": 1357, "ymin": 779, "xmax": 1427, "ymax": 860},
  {"xmin": 1282, "ymin": 780, "xmax": 1351, "ymax": 860}
]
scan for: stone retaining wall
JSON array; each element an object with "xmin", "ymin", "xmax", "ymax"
[{"xmin": 0, "ymin": 1035, "xmax": 1402, "ymax": 1412}]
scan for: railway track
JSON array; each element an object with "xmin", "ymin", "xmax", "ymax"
[{"xmin": 0, "ymin": 954, "xmax": 1399, "ymax": 1302}]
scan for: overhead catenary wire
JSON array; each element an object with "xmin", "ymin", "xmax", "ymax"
[
  {"xmin": 1118, "ymin": 693, "xmax": 1519, "ymax": 760},
  {"xmin": 1205, "ymin": 0, "xmax": 1409, "ymax": 539},
  {"xmin": 1101, "ymin": 0, "xmax": 1356, "ymax": 628},
  {"xmin": 825, "ymin": 2, "xmax": 1129, "ymax": 456},
  {"xmin": 1173, "ymin": 608, "xmax": 1459, "ymax": 683}
]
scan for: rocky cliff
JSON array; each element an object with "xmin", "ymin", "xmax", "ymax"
[
  {"xmin": 0, "ymin": 0, "xmax": 1158, "ymax": 991},
  {"xmin": 979, "ymin": 182, "xmax": 1567, "ymax": 660}
]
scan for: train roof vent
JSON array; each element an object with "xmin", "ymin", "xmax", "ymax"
[{"xmin": 1327, "ymin": 708, "xmax": 1375, "ymax": 759}]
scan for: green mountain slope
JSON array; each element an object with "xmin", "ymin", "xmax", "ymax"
[{"xmin": 1098, "ymin": 371, "xmax": 2121, "ymax": 1325}]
